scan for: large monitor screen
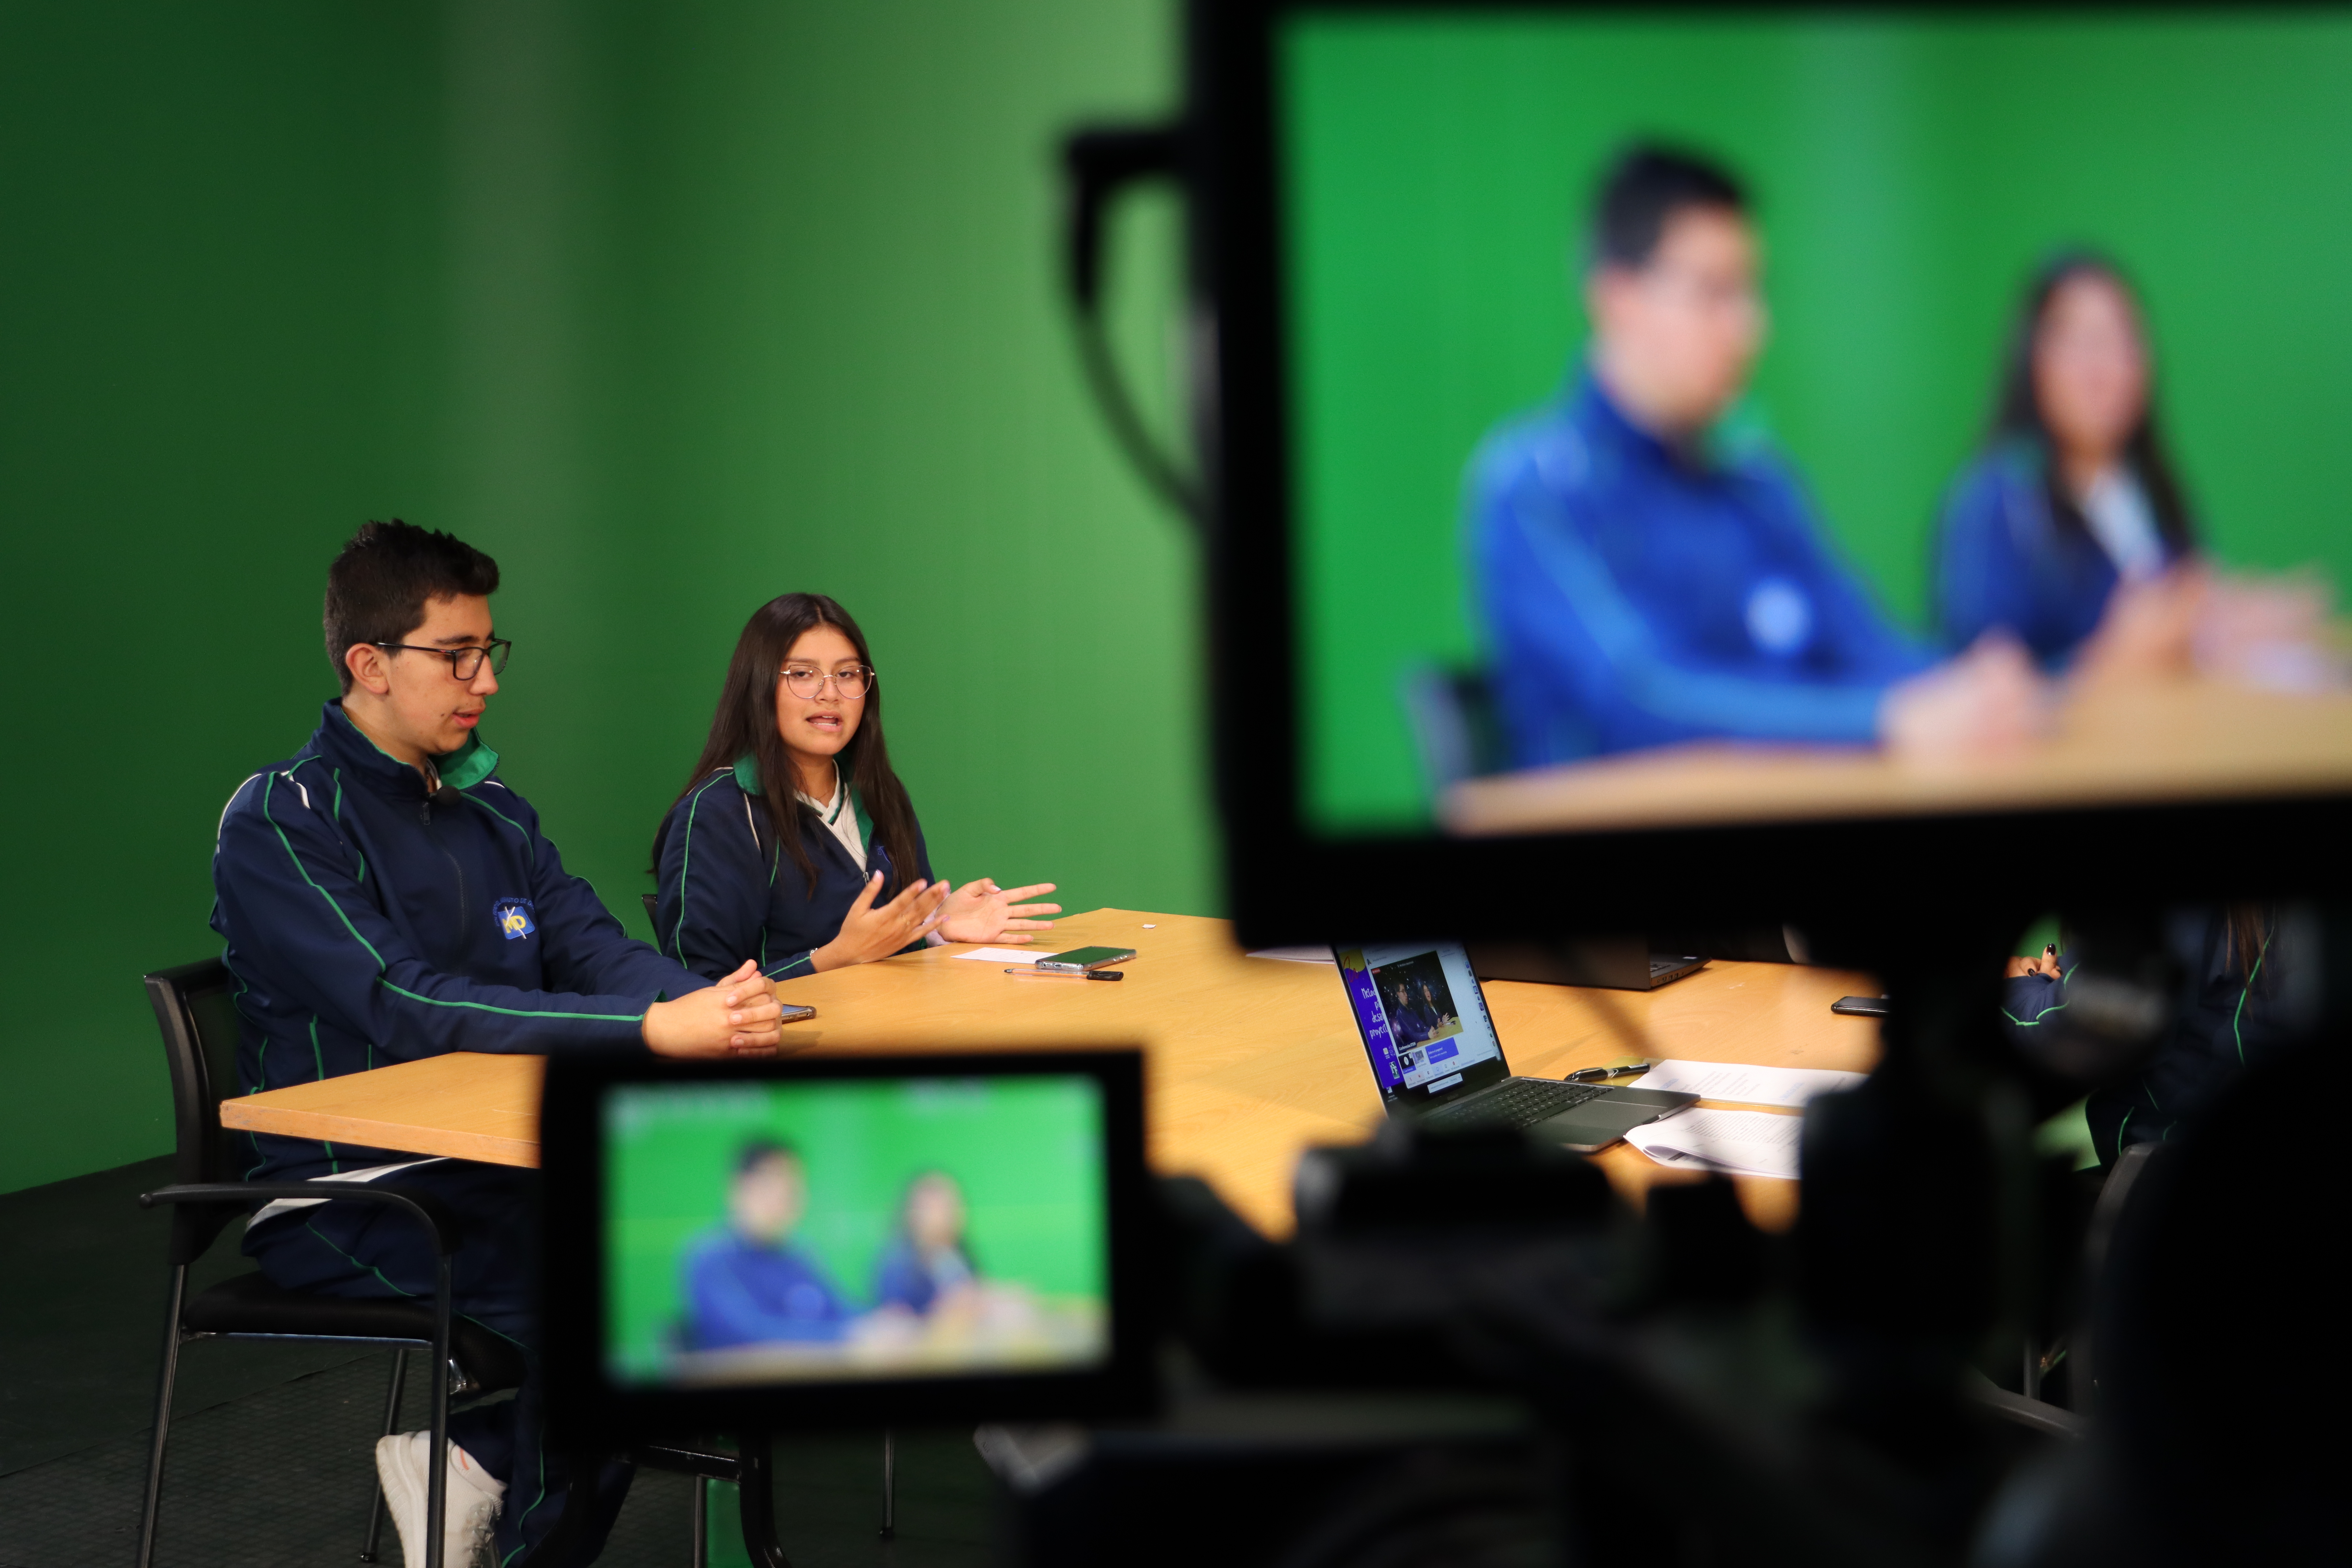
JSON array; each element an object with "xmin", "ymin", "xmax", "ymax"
[{"xmin": 1241, "ymin": 5, "xmax": 2352, "ymax": 882}]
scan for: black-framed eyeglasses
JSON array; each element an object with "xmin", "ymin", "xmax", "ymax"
[
  {"xmin": 375, "ymin": 639, "xmax": 512, "ymax": 680},
  {"xmin": 779, "ymin": 664, "xmax": 873, "ymax": 699}
]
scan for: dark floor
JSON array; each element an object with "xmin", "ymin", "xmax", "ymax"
[{"xmin": 0, "ymin": 1156, "xmax": 996, "ymax": 1568}]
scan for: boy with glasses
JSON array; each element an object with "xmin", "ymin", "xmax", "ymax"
[{"xmin": 212, "ymin": 519, "xmax": 788, "ymax": 1567}]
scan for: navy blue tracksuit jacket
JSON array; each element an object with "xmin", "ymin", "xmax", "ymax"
[
  {"xmin": 213, "ymin": 703, "xmax": 704, "ymax": 1185},
  {"xmin": 1934, "ymin": 442, "xmax": 2191, "ymax": 667},
  {"xmin": 1469, "ymin": 370, "xmax": 1931, "ymax": 767},
  {"xmin": 2003, "ymin": 910, "xmax": 2314, "ymax": 1167},
  {"xmin": 651, "ymin": 757, "xmax": 934, "ymax": 984}
]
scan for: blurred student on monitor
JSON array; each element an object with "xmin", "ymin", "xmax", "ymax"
[
  {"xmin": 1937, "ymin": 255, "xmax": 2338, "ymax": 691},
  {"xmin": 651, "ymin": 593, "xmax": 1060, "ymax": 985},
  {"xmin": 873, "ymin": 1171, "xmax": 979, "ymax": 1316},
  {"xmin": 682, "ymin": 1140, "xmax": 850, "ymax": 1349},
  {"xmin": 1935, "ymin": 254, "xmax": 2200, "ymax": 666},
  {"xmin": 1468, "ymin": 146, "xmax": 2038, "ymax": 767}
]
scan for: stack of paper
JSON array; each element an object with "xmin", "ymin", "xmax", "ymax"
[
  {"xmin": 1626, "ymin": 1107, "xmax": 1803, "ymax": 1180},
  {"xmin": 953, "ymin": 947, "xmax": 1055, "ymax": 964},
  {"xmin": 1626, "ymin": 1058, "xmax": 1864, "ymax": 1108}
]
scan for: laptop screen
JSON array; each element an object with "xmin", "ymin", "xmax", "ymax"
[{"xmin": 1334, "ymin": 941, "xmax": 1509, "ymax": 1108}]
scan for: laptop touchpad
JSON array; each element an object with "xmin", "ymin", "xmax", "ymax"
[{"xmin": 1535, "ymin": 1087, "xmax": 1698, "ymax": 1152}]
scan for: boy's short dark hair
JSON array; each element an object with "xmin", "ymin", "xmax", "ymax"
[
  {"xmin": 1589, "ymin": 144, "xmax": 1747, "ymax": 271},
  {"xmin": 735, "ymin": 1139, "xmax": 801, "ymax": 1177},
  {"xmin": 323, "ymin": 520, "xmax": 500, "ymax": 693}
]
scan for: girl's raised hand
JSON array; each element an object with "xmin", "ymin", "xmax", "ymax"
[
  {"xmin": 936, "ymin": 879, "xmax": 1062, "ymax": 945},
  {"xmin": 813, "ymin": 872, "xmax": 951, "ymax": 971}
]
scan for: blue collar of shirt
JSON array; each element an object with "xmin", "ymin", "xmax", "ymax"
[{"xmin": 1570, "ymin": 365, "xmax": 1752, "ymax": 477}]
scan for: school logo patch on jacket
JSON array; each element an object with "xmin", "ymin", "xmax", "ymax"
[{"xmin": 494, "ymin": 898, "xmax": 537, "ymax": 940}]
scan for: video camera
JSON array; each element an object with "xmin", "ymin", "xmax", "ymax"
[{"xmin": 536, "ymin": 1028, "xmax": 2333, "ymax": 1568}]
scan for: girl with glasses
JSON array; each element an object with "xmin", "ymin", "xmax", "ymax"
[{"xmin": 651, "ymin": 593, "xmax": 1059, "ymax": 983}]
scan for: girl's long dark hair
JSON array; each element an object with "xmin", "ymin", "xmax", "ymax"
[
  {"xmin": 1989, "ymin": 250, "xmax": 2197, "ymax": 556},
  {"xmin": 653, "ymin": 593, "xmax": 921, "ymax": 898},
  {"xmin": 2224, "ymin": 904, "xmax": 2275, "ymax": 987}
]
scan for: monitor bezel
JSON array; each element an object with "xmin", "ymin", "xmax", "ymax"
[
  {"xmin": 542, "ymin": 1049, "xmax": 1156, "ymax": 1443},
  {"xmin": 1193, "ymin": 0, "xmax": 2352, "ymax": 951}
]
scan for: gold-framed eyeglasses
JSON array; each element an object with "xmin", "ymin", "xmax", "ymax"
[
  {"xmin": 780, "ymin": 664, "xmax": 874, "ymax": 699},
  {"xmin": 375, "ymin": 639, "xmax": 511, "ymax": 680}
]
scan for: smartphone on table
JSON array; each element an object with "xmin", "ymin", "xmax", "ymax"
[{"xmin": 1035, "ymin": 946, "xmax": 1137, "ymax": 974}]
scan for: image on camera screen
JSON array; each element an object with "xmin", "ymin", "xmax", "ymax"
[
  {"xmin": 601, "ymin": 1076, "xmax": 1109, "ymax": 1387},
  {"xmin": 1369, "ymin": 949, "xmax": 1466, "ymax": 1077}
]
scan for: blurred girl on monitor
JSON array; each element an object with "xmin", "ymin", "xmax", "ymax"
[
  {"xmin": 652, "ymin": 593, "xmax": 1059, "ymax": 983},
  {"xmin": 1934, "ymin": 252, "xmax": 2202, "ymax": 668},
  {"xmin": 1938, "ymin": 256, "xmax": 2337, "ymax": 688},
  {"xmin": 873, "ymin": 1171, "xmax": 980, "ymax": 1316}
]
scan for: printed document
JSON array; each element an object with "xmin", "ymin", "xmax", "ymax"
[
  {"xmin": 1626, "ymin": 1107, "xmax": 1803, "ymax": 1180},
  {"xmin": 1629, "ymin": 1059, "xmax": 1864, "ymax": 1109}
]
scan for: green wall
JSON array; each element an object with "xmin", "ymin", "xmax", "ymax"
[
  {"xmin": 0, "ymin": 0, "xmax": 1201, "ymax": 1194},
  {"xmin": 1283, "ymin": 13, "xmax": 2352, "ymax": 832}
]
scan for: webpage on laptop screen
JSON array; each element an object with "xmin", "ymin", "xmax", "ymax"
[{"xmin": 1336, "ymin": 942, "xmax": 1504, "ymax": 1095}]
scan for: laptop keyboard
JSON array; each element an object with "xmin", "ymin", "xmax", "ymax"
[{"xmin": 1423, "ymin": 1077, "xmax": 1606, "ymax": 1131}]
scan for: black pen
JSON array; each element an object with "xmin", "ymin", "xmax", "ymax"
[
  {"xmin": 1563, "ymin": 1061, "xmax": 1648, "ymax": 1083},
  {"xmin": 1004, "ymin": 966, "xmax": 1125, "ymax": 981}
]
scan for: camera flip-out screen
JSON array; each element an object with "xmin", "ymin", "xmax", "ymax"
[
  {"xmin": 542, "ymin": 1051, "xmax": 1151, "ymax": 1438},
  {"xmin": 1207, "ymin": 2, "xmax": 2352, "ymax": 937}
]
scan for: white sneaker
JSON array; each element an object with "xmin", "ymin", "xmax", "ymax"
[{"xmin": 375, "ymin": 1429, "xmax": 507, "ymax": 1568}]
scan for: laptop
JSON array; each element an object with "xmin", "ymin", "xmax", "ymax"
[
  {"xmin": 1333, "ymin": 940, "xmax": 1697, "ymax": 1153},
  {"xmin": 1466, "ymin": 938, "xmax": 1704, "ymax": 991}
]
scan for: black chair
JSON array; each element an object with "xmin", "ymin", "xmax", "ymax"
[
  {"xmin": 136, "ymin": 958, "xmax": 525, "ymax": 1568},
  {"xmin": 1397, "ymin": 663, "xmax": 1506, "ymax": 798},
  {"xmin": 138, "ymin": 957, "xmax": 878, "ymax": 1568}
]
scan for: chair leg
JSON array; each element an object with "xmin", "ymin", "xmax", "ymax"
[
  {"xmin": 690, "ymin": 1474, "xmax": 708, "ymax": 1568},
  {"xmin": 360, "ymin": 1348, "xmax": 410, "ymax": 1563},
  {"xmin": 134, "ymin": 1265, "xmax": 191, "ymax": 1568},
  {"xmin": 735, "ymin": 1435, "xmax": 795, "ymax": 1568},
  {"xmin": 879, "ymin": 1430, "xmax": 896, "ymax": 1541},
  {"xmin": 426, "ymin": 1254, "xmax": 454, "ymax": 1568}
]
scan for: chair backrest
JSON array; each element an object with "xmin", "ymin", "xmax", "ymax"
[
  {"xmin": 143, "ymin": 957, "xmax": 245, "ymax": 1186},
  {"xmin": 142, "ymin": 958, "xmax": 248, "ymax": 1264},
  {"xmin": 1397, "ymin": 664, "xmax": 1505, "ymax": 797}
]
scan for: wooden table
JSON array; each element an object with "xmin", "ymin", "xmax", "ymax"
[
  {"xmin": 1445, "ymin": 679, "xmax": 2352, "ymax": 836},
  {"xmin": 219, "ymin": 909, "xmax": 1881, "ymax": 1236}
]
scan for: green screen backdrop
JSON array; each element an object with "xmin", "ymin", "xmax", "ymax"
[
  {"xmin": 604, "ymin": 1075, "xmax": 1106, "ymax": 1379},
  {"xmin": 1283, "ymin": 11, "xmax": 2352, "ymax": 832},
  {"xmin": 0, "ymin": 0, "xmax": 1200, "ymax": 1194}
]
